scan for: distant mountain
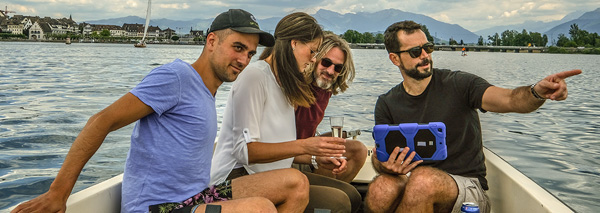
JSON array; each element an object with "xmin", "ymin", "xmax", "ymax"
[
  {"xmin": 474, "ymin": 10, "xmax": 585, "ymax": 38},
  {"xmin": 83, "ymin": 9, "xmax": 480, "ymax": 43},
  {"xmin": 310, "ymin": 9, "xmax": 480, "ymax": 43},
  {"xmin": 545, "ymin": 8, "xmax": 600, "ymax": 43},
  {"xmin": 85, "ymin": 15, "xmax": 212, "ymax": 33}
]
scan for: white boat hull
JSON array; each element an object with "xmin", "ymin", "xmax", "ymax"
[{"xmin": 65, "ymin": 147, "xmax": 572, "ymax": 212}]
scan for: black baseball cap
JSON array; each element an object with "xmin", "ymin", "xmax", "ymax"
[{"xmin": 208, "ymin": 9, "xmax": 275, "ymax": 47}]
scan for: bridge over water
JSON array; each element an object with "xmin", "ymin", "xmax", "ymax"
[{"xmin": 350, "ymin": 43, "xmax": 548, "ymax": 53}]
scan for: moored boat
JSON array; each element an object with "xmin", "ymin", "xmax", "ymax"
[{"xmin": 63, "ymin": 146, "xmax": 573, "ymax": 212}]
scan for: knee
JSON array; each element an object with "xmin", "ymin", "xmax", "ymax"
[
  {"xmin": 281, "ymin": 168, "xmax": 310, "ymax": 197},
  {"xmin": 405, "ymin": 167, "xmax": 444, "ymax": 195},
  {"xmin": 242, "ymin": 197, "xmax": 277, "ymax": 213},
  {"xmin": 346, "ymin": 140, "xmax": 368, "ymax": 159},
  {"xmin": 346, "ymin": 140, "xmax": 367, "ymax": 155},
  {"xmin": 365, "ymin": 174, "xmax": 406, "ymax": 211},
  {"xmin": 367, "ymin": 174, "xmax": 405, "ymax": 199}
]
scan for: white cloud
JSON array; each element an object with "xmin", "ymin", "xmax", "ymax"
[
  {"xmin": 434, "ymin": 14, "xmax": 451, "ymax": 23},
  {"xmin": 538, "ymin": 3, "xmax": 560, "ymax": 10},
  {"xmin": 159, "ymin": 3, "xmax": 191, "ymax": 10},
  {"xmin": 3, "ymin": 0, "xmax": 600, "ymax": 32}
]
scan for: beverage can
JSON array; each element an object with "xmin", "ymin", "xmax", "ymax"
[{"xmin": 461, "ymin": 202, "xmax": 480, "ymax": 213}]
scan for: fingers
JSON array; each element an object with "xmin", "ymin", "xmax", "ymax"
[{"xmin": 554, "ymin": 69, "xmax": 582, "ymax": 80}]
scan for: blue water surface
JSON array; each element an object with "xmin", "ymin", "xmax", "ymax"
[{"xmin": 0, "ymin": 42, "xmax": 598, "ymax": 212}]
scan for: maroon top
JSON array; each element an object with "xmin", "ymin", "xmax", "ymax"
[{"xmin": 295, "ymin": 85, "xmax": 332, "ymax": 139}]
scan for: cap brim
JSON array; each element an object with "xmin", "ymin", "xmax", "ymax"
[{"xmin": 231, "ymin": 27, "xmax": 275, "ymax": 47}]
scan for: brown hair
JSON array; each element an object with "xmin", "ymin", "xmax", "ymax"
[
  {"xmin": 384, "ymin": 20, "xmax": 422, "ymax": 53},
  {"xmin": 259, "ymin": 12, "xmax": 323, "ymax": 107},
  {"xmin": 306, "ymin": 33, "xmax": 355, "ymax": 95}
]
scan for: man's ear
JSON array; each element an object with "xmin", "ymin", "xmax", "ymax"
[
  {"xmin": 205, "ymin": 32, "xmax": 218, "ymax": 49},
  {"xmin": 389, "ymin": 52, "xmax": 401, "ymax": 66}
]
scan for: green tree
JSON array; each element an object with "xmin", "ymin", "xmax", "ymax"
[
  {"xmin": 518, "ymin": 29, "xmax": 531, "ymax": 46},
  {"xmin": 100, "ymin": 29, "xmax": 111, "ymax": 37},
  {"xmin": 421, "ymin": 25, "xmax": 434, "ymax": 42},
  {"xmin": 556, "ymin": 34, "xmax": 570, "ymax": 47},
  {"xmin": 362, "ymin": 32, "xmax": 375, "ymax": 43},
  {"xmin": 530, "ymin": 32, "xmax": 544, "ymax": 47},
  {"xmin": 171, "ymin": 35, "xmax": 179, "ymax": 41},
  {"xmin": 375, "ymin": 33, "xmax": 384, "ymax": 43},
  {"xmin": 342, "ymin": 30, "xmax": 362, "ymax": 43},
  {"xmin": 488, "ymin": 33, "xmax": 500, "ymax": 46},
  {"xmin": 478, "ymin": 36, "xmax": 484, "ymax": 45},
  {"xmin": 449, "ymin": 38, "xmax": 458, "ymax": 45},
  {"xmin": 568, "ymin": 24, "xmax": 581, "ymax": 45}
]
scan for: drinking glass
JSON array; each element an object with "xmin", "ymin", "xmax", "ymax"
[
  {"xmin": 329, "ymin": 116, "xmax": 346, "ymax": 159},
  {"xmin": 329, "ymin": 116, "xmax": 344, "ymax": 138}
]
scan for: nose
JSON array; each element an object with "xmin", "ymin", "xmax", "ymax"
[
  {"xmin": 238, "ymin": 53, "xmax": 251, "ymax": 66},
  {"xmin": 325, "ymin": 65, "xmax": 336, "ymax": 75},
  {"xmin": 419, "ymin": 48, "xmax": 429, "ymax": 58},
  {"xmin": 310, "ymin": 57, "xmax": 317, "ymax": 63}
]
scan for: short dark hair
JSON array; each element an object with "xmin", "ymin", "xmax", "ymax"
[{"xmin": 384, "ymin": 20, "xmax": 423, "ymax": 53}]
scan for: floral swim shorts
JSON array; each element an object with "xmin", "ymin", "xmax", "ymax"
[{"xmin": 148, "ymin": 180, "xmax": 232, "ymax": 213}]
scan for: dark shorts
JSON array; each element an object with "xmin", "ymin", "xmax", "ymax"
[{"xmin": 148, "ymin": 180, "xmax": 233, "ymax": 213}]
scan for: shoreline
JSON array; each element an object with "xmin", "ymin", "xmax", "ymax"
[{"xmin": 2, "ymin": 40, "xmax": 599, "ymax": 54}]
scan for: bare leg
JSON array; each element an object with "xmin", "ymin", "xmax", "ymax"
[
  {"xmin": 314, "ymin": 140, "xmax": 367, "ymax": 182},
  {"xmin": 397, "ymin": 166, "xmax": 458, "ymax": 213},
  {"xmin": 231, "ymin": 168, "xmax": 310, "ymax": 212},
  {"xmin": 365, "ymin": 174, "xmax": 407, "ymax": 213},
  {"xmin": 194, "ymin": 197, "xmax": 276, "ymax": 213}
]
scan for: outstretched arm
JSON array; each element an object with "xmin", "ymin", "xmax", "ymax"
[
  {"xmin": 11, "ymin": 93, "xmax": 154, "ymax": 213},
  {"xmin": 481, "ymin": 69, "xmax": 582, "ymax": 113}
]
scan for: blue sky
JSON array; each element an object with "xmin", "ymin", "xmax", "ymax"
[{"xmin": 2, "ymin": 0, "xmax": 598, "ymax": 31}]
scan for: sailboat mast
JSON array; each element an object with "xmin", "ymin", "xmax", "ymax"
[{"xmin": 141, "ymin": 0, "xmax": 151, "ymax": 42}]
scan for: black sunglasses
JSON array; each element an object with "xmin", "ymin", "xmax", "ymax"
[
  {"xmin": 320, "ymin": 58, "xmax": 344, "ymax": 73},
  {"xmin": 394, "ymin": 42, "xmax": 435, "ymax": 58}
]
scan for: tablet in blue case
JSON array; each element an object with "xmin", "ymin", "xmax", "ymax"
[{"xmin": 373, "ymin": 122, "xmax": 447, "ymax": 162}]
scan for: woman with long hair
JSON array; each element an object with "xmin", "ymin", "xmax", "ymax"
[{"xmin": 211, "ymin": 12, "xmax": 351, "ymax": 212}]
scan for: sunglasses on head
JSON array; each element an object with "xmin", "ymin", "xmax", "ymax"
[
  {"xmin": 320, "ymin": 58, "xmax": 343, "ymax": 73},
  {"xmin": 394, "ymin": 42, "xmax": 434, "ymax": 58}
]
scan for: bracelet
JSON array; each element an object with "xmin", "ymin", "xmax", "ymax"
[
  {"xmin": 530, "ymin": 83, "xmax": 546, "ymax": 100},
  {"xmin": 311, "ymin": 155, "xmax": 319, "ymax": 169}
]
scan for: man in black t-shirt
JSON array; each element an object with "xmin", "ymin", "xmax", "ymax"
[{"xmin": 365, "ymin": 20, "xmax": 581, "ymax": 213}]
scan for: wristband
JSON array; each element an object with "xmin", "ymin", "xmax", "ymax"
[
  {"xmin": 311, "ymin": 155, "xmax": 319, "ymax": 169},
  {"xmin": 530, "ymin": 83, "xmax": 546, "ymax": 100}
]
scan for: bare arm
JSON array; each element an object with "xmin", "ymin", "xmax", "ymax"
[
  {"xmin": 247, "ymin": 137, "xmax": 346, "ymax": 164},
  {"xmin": 11, "ymin": 93, "xmax": 154, "ymax": 213},
  {"xmin": 482, "ymin": 69, "xmax": 582, "ymax": 113}
]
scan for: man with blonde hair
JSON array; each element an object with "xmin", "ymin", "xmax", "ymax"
[{"xmin": 295, "ymin": 33, "xmax": 367, "ymax": 213}]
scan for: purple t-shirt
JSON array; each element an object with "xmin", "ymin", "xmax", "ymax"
[{"xmin": 122, "ymin": 59, "xmax": 217, "ymax": 213}]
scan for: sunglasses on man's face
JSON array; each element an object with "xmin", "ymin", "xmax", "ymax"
[
  {"xmin": 320, "ymin": 58, "xmax": 343, "ymax": 73},
  {"xmin": 394, "ymin": 42, "xmax": 435, "ymax": 58}
]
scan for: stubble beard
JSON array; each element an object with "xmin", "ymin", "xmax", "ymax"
[{"xmin": 402, "ymin": 58, "xmax": 433, "ymax": 80}]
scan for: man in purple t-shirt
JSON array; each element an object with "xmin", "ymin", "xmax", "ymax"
[{"xmin": 12, "ymin": 9, "xmax": 310, "ymax": 213}]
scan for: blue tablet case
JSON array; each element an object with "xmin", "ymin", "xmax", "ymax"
[{"xmin": 373, "ymin": 122, "xmax": 447, "ymax": 162}]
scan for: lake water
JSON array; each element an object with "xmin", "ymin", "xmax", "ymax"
[{"xmin": 0, "ymin": 42, "xmax": 598, "ymax": 212}]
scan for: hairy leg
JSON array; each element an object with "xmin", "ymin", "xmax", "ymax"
[
  {"xmin": 232, "ymin": 168, "xmax": 310, "ymax": 212},
  {"xmin": 365, "ymin": 174, "xmax": 408, "ymax": 213},
  {"xmin": 397, "ymin": 166, "xmax": 458, "ymax": 213},
  {"xmin": 314, "ymin": 140, "xmax": 367, "ymax": 182},
  {"xmin": 194, "ymin": 197, "xmax": 276, "ymax": 213}
]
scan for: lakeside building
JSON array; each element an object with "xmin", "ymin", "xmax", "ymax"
[{"xmin": 1, "ymin": 13, "xmax": 186, "ymax": 41}]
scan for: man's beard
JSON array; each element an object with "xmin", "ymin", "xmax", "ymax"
[
  {"xmin": 401, "ymin": 58, "xmax": 433, "ymax": 80},
  {"xmin": 314, "ymin": 70, "xmax": 335, "ymax": 89}
]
